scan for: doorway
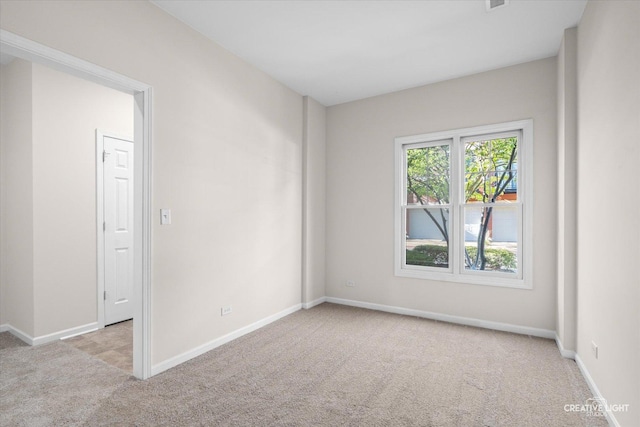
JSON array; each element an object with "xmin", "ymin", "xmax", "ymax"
[{"xmin": 0, "ymin": 29, "xmax": 152, "ymax": 379}]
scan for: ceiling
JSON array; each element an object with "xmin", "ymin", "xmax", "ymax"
[{"xmin": 154, "ymin": 0, "xmax": 587, "ymax": 106}]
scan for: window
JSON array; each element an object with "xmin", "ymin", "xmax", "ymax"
[{"xmin": 394, "ymin": 120, "xmax": 533, "ymax": 288}]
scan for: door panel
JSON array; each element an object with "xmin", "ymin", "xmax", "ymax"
[{"xmin": 103, "ymin": 135, "xmax": 134, "ymax": 325}]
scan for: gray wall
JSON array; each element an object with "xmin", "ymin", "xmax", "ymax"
[
  {"xmin": 1, "ymin": 0, "xmax": 304, "ymax": 367},
  {"xmin": 326, "ymin": 57, "xmax": 557, "ymax": 330},
  {"xmin": 302, "ymin": 96, "xmax": 327, "ymax": 304},
  {"xmin": 576, "ymin": 2, "xmax": 640, "ymax": 425},
  {"xmin": 0, "ymin": 59, "xmax": 34, "ymax": 336},
  {"xmin": 0, "ymin": 59, "xmax": 133, "ymax": 338},
  {"xmin": 556, "ymin": 27, "xmax": 578, "ymax": 353}
]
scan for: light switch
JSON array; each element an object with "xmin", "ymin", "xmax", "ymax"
[{"xmin": 160, "ymin": 209, "xmax": 171, "ymax": 225}]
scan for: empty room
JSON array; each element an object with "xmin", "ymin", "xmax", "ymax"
[{"xmin": 0, "ymin": 1, "xmax": 638, "ymax": 426}]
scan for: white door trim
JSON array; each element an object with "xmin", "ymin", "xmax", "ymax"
[
  {"xmin": 0, "ymin": 29, "xmax": 153, "ymax": 380},
  {"xmin": 97, "ymin": 131, "xmax": 106, "ymax": 329}
]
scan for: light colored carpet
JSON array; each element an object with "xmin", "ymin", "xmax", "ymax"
[
  {"xmin": 0, "ymin": 336, "xmax": 132, "ymax": 426},
  {"xmin": 0, "ymin": 332, "xmax": 28, "ymax": 351},
  {"xmin": 0, "ymin": 303, "xmax": 606, "ymax": 426}
]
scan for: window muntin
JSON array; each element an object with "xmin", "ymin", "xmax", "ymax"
[{"xmin": 395, "ymin": 120, "xmax": 532, "ymax": 288}]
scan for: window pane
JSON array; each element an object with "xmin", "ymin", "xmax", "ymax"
[
  {"xmin": 464, "ymin": 205, "xmax": 518, "ymax": 274},
  {"xmin": 465, "ymin": 137, "xmax": 518, "ymax": 202},
  {"xmin": 406, "ymin": 144, "xmax": 450, "ymax": 205},
  {"xmin": 405, "ymin": 207, "xmax": 449, "ymax": 268}
]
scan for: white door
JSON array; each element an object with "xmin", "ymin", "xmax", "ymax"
[{"xmin": 103, "ymin": 135, "xmax": 134, "ymax": 325}]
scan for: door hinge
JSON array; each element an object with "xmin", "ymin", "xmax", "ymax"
[
  {"xmin": 103, "ymin": 291, "xmax": 107, "ymax": 301},
  {"xmin": 103, "ymin": 221, "xmax": 106, "ymax": 231},
  {"xmin": 102, "ymin": 150, "xmax": 106, "ymax": 162}
]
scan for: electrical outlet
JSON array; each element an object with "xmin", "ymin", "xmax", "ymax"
[
  {"xmin": 221, "ymin": 305, "xmax": 232, "ymax": 316},
  {"xmin": 591, "ymin": 341, "xmax": 598, "ymax": 359},
  {"xmin": 346, "ymin": 280, "xmax": 356, "ymax": 287}
]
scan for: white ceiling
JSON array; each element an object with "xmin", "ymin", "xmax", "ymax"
[{"xmin": 152, "ymin": 0, "xmax": 587, "ymax": 106}]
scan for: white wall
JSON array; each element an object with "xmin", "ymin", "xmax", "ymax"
[
  {"xmin": 326, "ymin": 58, "xmax": 557, "ymax": 330},
  {"xmin": 556, "ymin": 27, "xmax": 578, "ymax": 353},
  {"xmin": 302, "ymin": 96, "xmax": 326, "ymax": 304},
  {"xmin": 0, "ymin": 0, "xmax": 303, "ymax": 366},
  {"xmin": 0, "ymin": 59, "xmax": 34, "ymax": 336},
  {"xmin": 576, "ymin": 2, "xmax": 640, "ymax": 425},
  {"xmin": 30, "ymin": 62, "xmax": 133, "ymax": 337}
]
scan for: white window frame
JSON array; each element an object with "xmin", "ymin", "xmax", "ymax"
[{"xmin": 394, "ymin": 119, "xmax": 533, "ymax": 289}]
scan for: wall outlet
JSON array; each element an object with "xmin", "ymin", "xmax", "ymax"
[
  {"xmin": 221, "ymin": 305, "xmax": 232, "ymax": 316},
  {"xmin": 346, "ymin": 280, "xmax": 356, "ymax": 287},
  {"xmin": 591, "ymin": 341, "xmax": 598, "ymax": 359}
]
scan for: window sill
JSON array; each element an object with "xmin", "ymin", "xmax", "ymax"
[{"xmin": 395, "ymin": 266, "xmax": 532, "ymax": 289}]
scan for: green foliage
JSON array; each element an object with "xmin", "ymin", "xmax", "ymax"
[
  {"xmin": 406, "ymin": 145, "xmax": 450, "ymax": 204},
  {"xmin": 406, "ymin": 245, "xmax": 517, "ymax": 272},
  {"xmin": 465, "ymin": 246, "xmax": 516, "ymax": 272},
  {"xmin": 464, "ymin": 137, "xmax": 517, "ymax": 202},
  {"xmin": 406, "ymin": 245, "xmax": 449, "ymax": 267}
]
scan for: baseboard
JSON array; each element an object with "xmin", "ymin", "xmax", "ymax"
[
  {"xmin": 1, "ymin": 324, "xmax": 34, "ymax": 345},
  {"xmin": 151, "ymin": 303, "xmax": 302, "ymax": 377},
  {"xmin": 325, "ymin": 297, "xmax": 556, "ymax": 339},
  {"xmin": 302, "ymin": 296, "xmax": 327, "ymax": 309},
  {"xmin": 0, "ymin": 322, "xmax": 99, "ymax": 346},
  {"xmin": 58, "ymin": 323, "xmax": 100, "ymax": 340},
  {"xmin": 34, "ymin": 322, "xmax": 99, "ymax": 346},
  {"xmin": 555, "ymin": 334, "xmax": 577, "ymax": 359},
  {"xmin": 575, "ymin": 354, "xmax": 620, "ymax": 427}
]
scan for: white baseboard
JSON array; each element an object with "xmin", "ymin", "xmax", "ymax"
[
  {"xmin": 302, "ymin": 297, "xmax": 327, "ymax": 309},
  {"xmin": 34, "ymin": 322, "xmax": 99, "ymax": 345},
  {"xmin": 555, "ymin": 334, "xmax": 576, "ymax": 359},
  {"xmin": 151, "ymin": 303, "xmax": 302, "ymax": 377},
  {"xmin": 555, "ymin": 334, "xmax": 576, "ymax": 360},
  {"xmin": 575, "ymin": 354, "xmax": 620, "ymax": 427},
  {"xmin": 2, "ymin": 324, "xmax": 33, "ymax": 345},
  {"xmin": 58, "ymin": 323, "xmax": 100, "ymax": 340},
  {"xmin": 0, "ymin": 322, "xmax": 99, "ymax": 346},
  {"xmin": 325, "ymin": 297, "xmax": 556, "ymax": 339}
]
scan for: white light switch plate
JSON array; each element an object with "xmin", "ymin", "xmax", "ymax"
[{"xmin": 160, "ymin": 209, "xmax": 171, "ymax": 225}]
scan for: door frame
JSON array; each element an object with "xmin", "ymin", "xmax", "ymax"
[
  {"xmin": 96, "ymin": 131, "xmax": 135, "ymax": 329},
  {"xmin": 1, "ymin": 29, "xmax": 153, "ymax": 379}
]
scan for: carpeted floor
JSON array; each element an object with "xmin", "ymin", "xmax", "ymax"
[{"xmin": 0, "ymin": 303, "xmax": 606, "ymax": 426}]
